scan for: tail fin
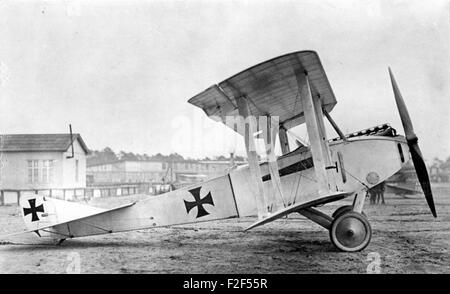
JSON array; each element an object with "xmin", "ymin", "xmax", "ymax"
[
  {"xmin": 19, "ymin": 192, "xmax": 105, "ymax": 232},
  {"xmin": 20, "ymin": 192, "xmax": 57, "ymax": 232}
]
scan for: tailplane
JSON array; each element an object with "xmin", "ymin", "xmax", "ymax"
[{"xmin": 19, "ymin": 192, "xmax": 105, "ymax": 232}]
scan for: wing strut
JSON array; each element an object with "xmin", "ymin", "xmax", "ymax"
[
  {"xmin": 235, "ymin": 97, "xmax": 287, "ymax": 219},
  {"xmin": 278, "ymin": 126, "xmax": 290, "ymax": 155},
  {"xmin": 236, "ymin": 96, "xmax": 269, "ymax": 219},
  {"xmin": 262, "ymin": 115, "xmax": 286, "ymax": 210},
  {"xmin": 296, "ymin": 71, "xmax": 337, "ymax": 194}
]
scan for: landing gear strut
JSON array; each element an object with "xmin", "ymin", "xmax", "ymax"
[
  {"xmin": 295, "ymin": 203, "xmax": 372, "ymax": 252},
  {"xmin": 329, "ymin": 211, "xmax": 372, "ymax": 252},
  {"xmin": 56, "ymin": 238, "xmax": 66, "ymax": 246}
]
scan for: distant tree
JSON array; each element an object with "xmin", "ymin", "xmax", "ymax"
[
  {"xmin": 216, "ymin": 155, "xmax": 227, "ymax": 161},
  {"xmin": 168, "ymin": 153, "xmax": 184, "ymax": 162},
  {"xmin": 101, "ymin": 147, "xmax": 118, "ymax": 161},
  {"xmin": 122, "ymin": 152, "xmax": 138, "ymax": 161},
  {"xmin": 432, "ymin": 157, "xmax": 444, "ymax": 166},
  {"xmin": 117, "ymin": 151, "xmax": 126, "ymax": 160},
  {"xmin": 86, "ymin": 146, "xmax": 118, "ymax": 166},
  {"xmin": 151, "ymin": 153, "xmax": 165, "ymax": 161},
  {"xmin": 234, "ymin": 155, "xmax": 245, "ymax": 162}
]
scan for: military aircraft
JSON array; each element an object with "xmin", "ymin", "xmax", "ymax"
[
  {"xmin": 4, "ymin": 50, "xmax": 436, "ymax": 252},
  {"xmin": 384, "ymin": 163, "xmax": 422, "ymax": 197}
]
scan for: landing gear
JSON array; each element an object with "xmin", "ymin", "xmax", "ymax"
[
  {"xmin": 329, "ymin": 211, "xmax": 372, "ymax": 252},
  {"xmin": 332, "ymin": 205, "xmax": 366, "ymax": 219}
]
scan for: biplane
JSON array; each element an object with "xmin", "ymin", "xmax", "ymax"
[
  {"xmin": 384, "ymin": 164, "xmax": 422, "ymax": 197},
  {"xmin": 385, "ymin": 181, "xmax": 422, "ymax": 197},
  {"xmin": 4, "ymin": 50, "xmax": 437, "ymax": 252}
]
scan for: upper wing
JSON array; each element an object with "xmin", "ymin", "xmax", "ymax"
[{"xmin": 188, "ymin": 50, "xmax": 337, "ymax": 132}]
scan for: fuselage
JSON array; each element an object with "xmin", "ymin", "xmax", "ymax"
[
  {"xmin": 37, "ymin": 132, "xmax": 411, "ymax": 239},
  {"xmin": 228, "ymin": 134, "xmax": 411, "ymax": 216}
]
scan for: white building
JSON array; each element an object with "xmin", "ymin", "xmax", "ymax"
[{"xmin": 0, "ymin": 134, "xmax": 89, "ymax": 191}]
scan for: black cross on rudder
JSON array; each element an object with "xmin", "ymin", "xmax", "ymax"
[
  {"xmin": 184, "ymin": 187, "xmax": 214, "ymax": 218},
  {"xmin": 23, "ymin": 199, "xmax": 44, "ymax": 222}
]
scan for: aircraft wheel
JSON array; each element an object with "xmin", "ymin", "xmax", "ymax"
[
  {"xmin": 329, "ymin": 211, "xmax": 372, "ymax": 252},
  {"xmin": 332, "ymin": 205, "xmax": 366, "ymax": 219}
]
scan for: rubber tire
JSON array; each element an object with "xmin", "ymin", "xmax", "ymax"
[
  {"xmin": 332, "ymin": 205, "xmax": 366, "ymax": 219},
  {"xmin": 329, "ymin": 211, "xmax": 372, "ymax": 252}
]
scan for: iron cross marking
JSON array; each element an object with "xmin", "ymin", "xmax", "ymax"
[
  {"xmin": 23, "ymin": 199, "xmax": 44, "ymax": 222},
  {"xmin": 184, "ymin": 187, "xmax": 215, "ymax": 218}
]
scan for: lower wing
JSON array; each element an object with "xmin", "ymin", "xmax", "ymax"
[
  {"xmin": 385, "ymin": 183, "xmax": 421, "ymax": 196},
  {"xmin": 245, "ymin": 191, "xmax": 351, "ymax": 231}
]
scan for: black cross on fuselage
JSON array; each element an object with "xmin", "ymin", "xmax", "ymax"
[
  {"xmin": 23, "ymin": 199, "xmax": 44, "ymax": 222},
  {"xmin": 184, "ymin": 187, "xmax": 214, "ymax": 218}
]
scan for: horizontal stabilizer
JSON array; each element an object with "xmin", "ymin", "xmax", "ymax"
[
  {"xmin": 2, "ymin": 202, "xmax": 136, "ymax": 239},
  {"xmin": 9, "ymin": 192, "xmax": 137, "ymax": 238},
  {"xmin": 42, "ymin": 201, "xmax": 137, "ymax": 232}
]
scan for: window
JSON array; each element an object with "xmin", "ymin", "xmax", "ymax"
[
  {"xmin": 41, "ymin": 160, "xmax": 54, "ymax": 183},
  {"xmin": 33, "ymin": 160, "xmax": 39, "ymax": 182},
  {"xmin": 27, "ymin": 160, "xmax": 33, "ymax": 183},
  {"xmin": 27, "ymin": 160, "xmax": 39, "ymax": 183},
  {"xmin": 49, "ymin": 160, "xmax": 54, "ymax": 183},
  {"xmin": 42, "ymin": 160, "xmax": 48, "ymax": 183},
  {"xmin": 75, "ymin": 160, "xmax": 79, "ymax": 182}
]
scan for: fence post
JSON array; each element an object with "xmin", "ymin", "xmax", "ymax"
[
  {"xmin": 0, "ymin": 190, "xmax": 4, "ymax": 206},
  {"xmin": 17, "ymin": 190, "xmax": 21, "ymax": 205},
  {"xmin": 63, "ymin": 189, "xmax": 66, "ymax": 201}
]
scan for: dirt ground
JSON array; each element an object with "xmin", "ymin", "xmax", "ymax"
[{"xmin": 0, "ymin": 189, "xmax": 449, "ymax": 274}]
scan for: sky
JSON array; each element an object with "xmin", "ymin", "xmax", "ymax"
[{"xmin": 0, "ymin": 0, "xmax": 449, "ymax": 161}]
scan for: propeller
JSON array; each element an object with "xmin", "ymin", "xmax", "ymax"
[{"xmin": 389, "ymin": 68, "xmax": 437, "ymax": 217}]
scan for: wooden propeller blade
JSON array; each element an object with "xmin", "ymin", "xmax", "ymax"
[
  {"xmin": 409, "ymin": 143, "xmax": 437, "ymax": 217},
  {"xmin": 388, "ymin": 67, "xmax": 416, "ymax": 141},
  {"xmin": 389, "ymin": 67, "xmax": 436, "ymax": 217}
]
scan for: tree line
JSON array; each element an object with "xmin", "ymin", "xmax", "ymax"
[{"xmin": 87, "ymin": 147, "xmax": 245, "ymax": 166}]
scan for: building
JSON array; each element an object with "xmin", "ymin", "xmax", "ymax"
[
  {"xmin": 87, "ymin": 159, "xmax": 170, "ymax": 184},
  {"xmin": 0, "ymin": 134, "xmax": 89, "ymax": 190},
  {"xmin": 86, "ymin": 157, "xmax": 246, "ymax": 185}
]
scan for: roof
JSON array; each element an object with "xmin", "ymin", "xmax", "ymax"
[
  {"xmin": 0, "ymin": 134, "xmax": 90, "ymax": 154},
  {"xmin": 188, "ymin": 50, "xmax": 337, "ymax": 132}
]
